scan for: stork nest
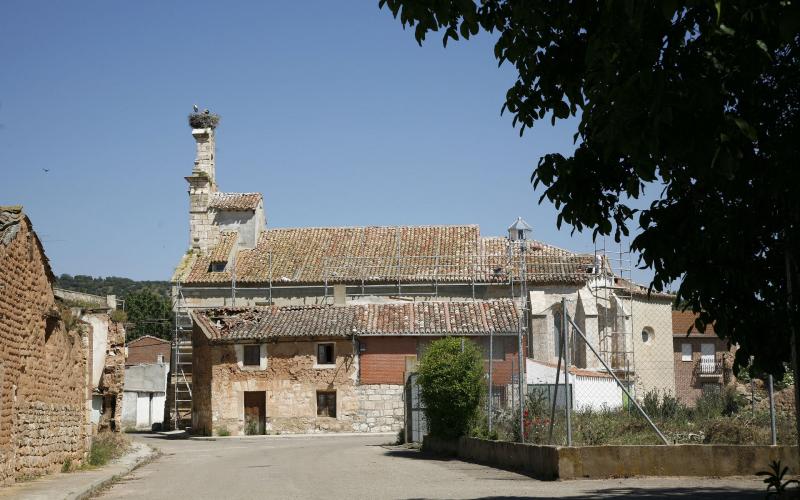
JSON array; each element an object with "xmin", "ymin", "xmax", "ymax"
[{"xmin": 188, "ymin": 112, "xmax": 220, "ymax": 129}]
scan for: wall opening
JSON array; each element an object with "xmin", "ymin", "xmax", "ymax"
[{"xmin": 243, "ymin": 391, "xmax": 266, "ymax": 435}]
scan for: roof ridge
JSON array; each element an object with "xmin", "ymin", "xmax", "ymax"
[{"xmin": 265, "ymin": 224, "xmax": 480, "ymax": 231}]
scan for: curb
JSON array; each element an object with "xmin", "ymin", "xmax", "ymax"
[
  {"xmin": 190, "ymin": 431, "xmax": 397, "ymax": 441},
  {"xmin": 73, "ymin": 442, "xmax": 158, "ymax": 500}
]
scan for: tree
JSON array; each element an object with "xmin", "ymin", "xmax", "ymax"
[
  {"xmin": 417, "ymin": 337, "xmax": 485, "ymax": 439},
  {"xmin": 125, "ymin": 289, "xmax": 173, "ymax": 341},
  {"xmin": 379, "ymin": 1, "xmax": 800, "ymax": 377}
]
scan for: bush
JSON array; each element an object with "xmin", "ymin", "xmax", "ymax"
[
  {"xmin": 110, "ymin": 309, "xmax": 127, "ymax": 323},
  {"xmin": 216, "ymin": 426, "xmax": 230, "ymax": 437},
  {"xmin": 188, "ymin": 112, "xmax": 220, "ymax": 129},
  {"xmin": 89, "ymin": 432, "xmax": 130, "ymax": 467},
  {"xmin": 417, "ymin": 337, "xmax": 485, "ymax": 440},
  {"xmin": 642, "ymin": 389, "xmax": 660, "ymax": 417}
]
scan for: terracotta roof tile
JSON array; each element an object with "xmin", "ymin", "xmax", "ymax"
[
  {"xmin": 179, "ymin": 225, "xmax": 600, "ymax": 286},
  {"xmin": 193, "ymin": 299, "xmax": 520, "ymax": 342},
  {"xmin": 208, "ymin": 192, "xmax": 262, "ymax": 211},
  {"xmin": 209, "ymin": 231, "xmax": 237, "ymax": 263}
]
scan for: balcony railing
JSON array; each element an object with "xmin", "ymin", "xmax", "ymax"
[{"xmin": 697, "ymin": 355, "xmax": 723, "ymax": 377}]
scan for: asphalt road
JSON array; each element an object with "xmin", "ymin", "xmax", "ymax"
[{"xmin": 96, "ymin": 434, "xmax": 767, "ymax": 499}]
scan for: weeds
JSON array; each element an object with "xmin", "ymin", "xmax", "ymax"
[
  {"xmin": 758, "ymin": 460, "xmax": 798, "ymax": 497},
  {"xmin": 216, "ymin": 426, "xmax": 230, "ymax": 437},
  {"xmin": 88, "ymin": 432, "xmax": 130, "ymax": 467}
]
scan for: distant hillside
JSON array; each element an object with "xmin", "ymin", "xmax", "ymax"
[{"xmin": 55, "ymin": 274, "xmax": 170, "ymax": 299}]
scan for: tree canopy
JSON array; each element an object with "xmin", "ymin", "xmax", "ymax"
[
  {"xmin": 124, "ymin": 289, "xmax": 173, "ymax": 341},
  {"xmin": 380, "ymin": 0, "xmax": 800, "ymax": 374}
]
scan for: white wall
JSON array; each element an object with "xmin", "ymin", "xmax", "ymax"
[
  {"xmin": 84, "ymin": 313, "xmax": 110, "ymax": 389},
  {"xmin": 526, "ymin": 359, "xmax": 622, "ymax": 411}
]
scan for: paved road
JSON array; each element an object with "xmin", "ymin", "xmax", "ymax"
[{"xmin": 96, "ymin": 434, "xmax": 766, "ymax": 499}]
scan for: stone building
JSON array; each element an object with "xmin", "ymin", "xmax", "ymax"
[
  {"xmin": 0, "ymin": 206, "xmax": 90, "ymax": 484},
  {"xmin": 672, "ymin": 310, "xmax": 735, "ymax": 405},
  {"xmin": 53, "ymin": 288, "xmax": 126, "ymax": 432},
  {"xmin": 191, "ymin": 300, "xmax": 519, "ymax": 435},
  {"xmin": 169, "ymin": 116, "xmax": 675, "ymax": 429}
]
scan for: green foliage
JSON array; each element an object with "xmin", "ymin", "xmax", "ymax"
[
  {"xmin": 244, "ymin": 420, "xmax": 259, "ymax": 436},
  {"xmin": 61, "ymin": 458, "xmax": 72, "ymax": 473},
  {"xmin": 379, "ymin": 0, "xmax": 800, "ymax": 375},
  {"xmin": 757, "ymin": 460, "xmax": 799, "ymax": 496},
  {"xmin": 110, "ymin": 309, "xmax": 128, "ymax": 323},
  {"xmin": 417, "ymin": 337, "xmax": 485, "ymax": 440},
  {"xmin": 125, "ymin": 289, "xmax": 173, "ymax": 341},
  {"xmin": 216, "ymin": 426, "xmax": 230, "ymax": 437},
  {"xmin": 88, "ymin": 432, "xmax": 130, "ymax": 467},
  {"xmin": 55, "ymin": 274, "xmax": 170, "ymax": 299}
]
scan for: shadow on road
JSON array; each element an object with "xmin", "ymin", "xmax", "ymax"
[{"xmin": 403, "ymin": 488, "xmax": 762, "ymax": 499}]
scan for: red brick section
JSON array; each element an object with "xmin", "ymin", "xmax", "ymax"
[
  {"xmin": 359, "ymin": 336, "xmax": 519, "ymax": 386},
  {"xmin": 359, "ymin": 337, "xmax": 416, "ymax": 384},
  {"xmin": 126, "ymin": 335, "xmax": 171, "ymax": 365},
  {"xmin": 672, "ymin": 311, "xmax": 732, "ymax": 405}
]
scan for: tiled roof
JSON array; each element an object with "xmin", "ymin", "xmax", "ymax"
[
  {"xmin": 208, "ymin": 192, "xmax": 262, "ymax": 211},
  {"xmin": 615, "ymin": 277, "xmax": 675, "ymax": 301},
  {"xmin": 209, "ymin": 231, "xmax": 237, "ymax": 263},
  {"xmin": 193, "ymin": 299, "xmax": 520, "ymax": 342},
  {"xmin": 672, "ymin": 310, "xmax": 716, "ymax": 336},
  {"xmin": 175, "ymin": 225, "xmax": 598, "ymax": 286}
]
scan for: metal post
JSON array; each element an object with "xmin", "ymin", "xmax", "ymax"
[
  {"xmin": 517, "ymin": 241, "xmax": 526, "ymax": 443},
  {"xmin": 562, "ymin": 297, "xmax": 572, "ymax": 446},
  {"xmin": 567, "ymin": 315, "xmax": 669, "ymax": 445},
  {"xmin": 769, "ymin": 374, "xmax": 777, "ymax": 446},
  {"xmin": 548, "ymin": 319, "xmax": 564, "ymax": 444},
  {"xmin": 488, "ymin": 329, "xmax": 494, "ymax": 433}
]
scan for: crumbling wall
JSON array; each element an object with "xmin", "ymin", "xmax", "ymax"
[
  {"xmin": 0, "ymin": 213, "xmax": 89, "ymax": 484},
  {"xmin": 97, "ymin": 320, "xmax": 125, "ymax": 431},
  {"xmin": 205, "ymin": 338, "xmax": 359, "ymax": 435}
]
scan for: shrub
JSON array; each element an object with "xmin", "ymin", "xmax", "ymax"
[
  {"xmin": 417, "ymin": 337, "xmax": 485, "ymax": 440},
  {"xmin": 694, "ymin": 391, "xmax": 725, "ymax": 420},
  {"xmin": 395, "ymin": 427, "xmax": 406, "ymax": 445},
  {"xmin": 61, "ymin": 458, "xmax": 72, "ymax": 473},
  {"xmin": 216, "ymin": 426, "xmax": 230, "ymax": 437},
  {"xmin": 660, "ymin": 392, "xmax": 681, "ymax": 419},
  {"xmin": 89, "ymin": 432, "xmax": 130, "ymax": 467},
  {"xmin": 642, "ymin": 389, "xmax": 660, "ymax": 418},
  {"xmin": 188, "ymin": 112, "xmax": 220, "ymax": 129},
  {"xmin": 110, "ymin": 309, "xmax": 127, "ymax": 323}
]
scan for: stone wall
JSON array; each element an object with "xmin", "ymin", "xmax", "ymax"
[
  {"xmin": 0, "ymin": 212, "xmax": 89, "ymax": 484},
  {"xmin": 196, "ymin": 336, "xmax": 362, "ymax": 436},
  {"xmin": 353, "ymin": 384, "xmax": 404, "ymax": 433}
]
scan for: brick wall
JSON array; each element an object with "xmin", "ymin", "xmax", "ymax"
[
  {"xmin": 359, "ymin": 337, "xmax": 416, "ymax": 384},
  {"xmin": 127, "ymin": 336, "xmax": 170, "ymax": 365},
  {"xmin": 0, "ymin": 214, "xmax": 89, "ymax": 484},
  {"xmin": 672, "ymin": 310, "xmax": 730, "ymax": 405},
  {"xmin": 359, "ymin": 336, "xmax": 518, "ymax": 386}
]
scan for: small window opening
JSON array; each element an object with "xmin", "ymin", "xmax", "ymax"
[
  {"xmin": 243, "ymin": 345, "xmax": 260, "ymax": 366},
  {"xmin": 317, "ymin": 343, "xmax": 335, "ymax": 365},
  {"xmin": 317, "ymin": 391, "xmax": 336, "ymax": 417},
  {"xmin": 209, "ymin": 262, "xmax": 226, "ymax": 272},
  {"xmin": 157, "ymin": 354, "xmax": 164, "ymax": 364},
  {"xmin": 641, "ymin": 326, "xmax": 654, "ymax": 344},
  {"xmin": 681, "ymin": 343, "xmax": 692, "ymax": 362}
]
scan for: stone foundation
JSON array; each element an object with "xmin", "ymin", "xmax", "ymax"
[{"xmin": 353, "ymin": 384, "xmax": 404, "ymax": 433}]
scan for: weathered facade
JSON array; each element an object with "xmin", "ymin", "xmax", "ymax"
[
  {"xmin": 126, "ymin": 335, "xmax": 170, "ymax": 366},
  {"xmin": 0, "ymin": 207, "xmax": 90, "ymax": 484},
  {"xmin": 191, "ymin": 301, "xmax": 520, "ymax": 436},
  {"xmin": 169, "ymin": 117, "xmax": 676, "ymax": 429}
]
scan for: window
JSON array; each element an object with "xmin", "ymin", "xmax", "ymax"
[
  {"xmin": 157, "ymin": 354, "xmax": 164, "ymax": 364},
  {"xmin": 641, "ymin": 326, "xmax": 654, "ymax": 344},
  {"xmin": 208, "ymin": 262, "xmax": 226, "ymax": 272},
  {"xmin": 243, "ymin": 345, "xmax": 261, "ymax": 366},
  {"xmin": 317, "ymin": 343, "xmax": 335, "ymax": 365},
  {"xmin": 681, "ymin": 343, "xmax": 692, "ymax": 362},
  {"xmin": 317, "ymin": 391, "xmax": 336, "ymax": 417}
]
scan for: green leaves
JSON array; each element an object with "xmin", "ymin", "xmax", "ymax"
[{"xmin": 417, "ymin": 337, "xmax": 485, "ymax": 440}]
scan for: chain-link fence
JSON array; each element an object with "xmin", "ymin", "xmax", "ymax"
[{"xmin": 473, "ymin": 297, "xmax": 797, "ymax": 447}]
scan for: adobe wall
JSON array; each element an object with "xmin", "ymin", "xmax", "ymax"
[{"xmin": 0, "ymin": 217, "xmax": 89, "ymax": 484}]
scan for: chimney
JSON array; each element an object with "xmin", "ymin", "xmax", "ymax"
[
  {"xmin": 333, "ymin": 284, "xmax": 346, "ymax": 306},
  {"xmin": 185, "ymin": 124, "xmax": 219, "ymax": 252}
]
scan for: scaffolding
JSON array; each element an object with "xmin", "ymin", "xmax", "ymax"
[
  {"xmin": 170, "ymin": 284, "xmax": 194, "ymax": 430},
  {"xmin": 592, "ymin": 239, "xmax": 636, "ymax": 395}
]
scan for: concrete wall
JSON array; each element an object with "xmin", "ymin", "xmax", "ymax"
[
  {"xmin": 424, "ymin": 436, "xmax": 800, "ymax": 479},
  {"xmin": 0, "ymin": 216, "xmax": 90, "ymax": 484},
  {"xmin": 526, "ymin": 361, "xmax": 623, "ymax": 410}
]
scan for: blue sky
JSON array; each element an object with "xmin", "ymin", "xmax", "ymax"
[{"xmin": 1, "ymin": 1, "xmax": 657, "ymax": 284}]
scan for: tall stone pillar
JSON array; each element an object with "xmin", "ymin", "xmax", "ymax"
[{"xmin": 185, "ymin": 127, "xmax": 218, "ymax": 251}]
